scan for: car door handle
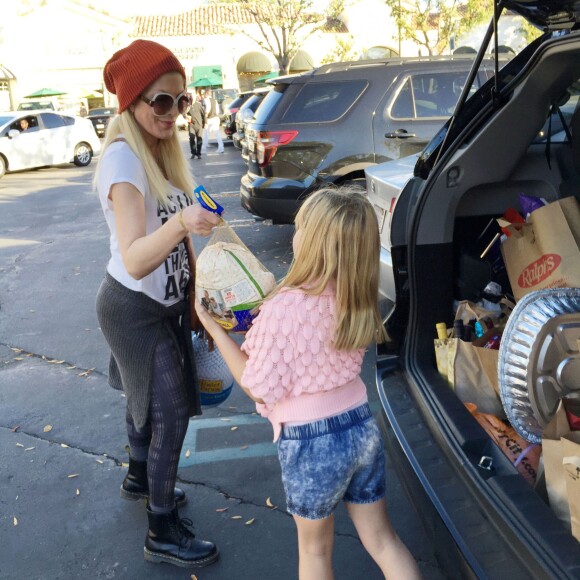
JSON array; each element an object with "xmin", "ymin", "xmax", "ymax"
[{"xmin": 385, "ymin": 130, "xmax": 416, "ymax": 139}]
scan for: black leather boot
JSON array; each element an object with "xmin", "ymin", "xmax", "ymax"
[
  {"xmin": 120, "ymin": 458, "xmax": 187, "ymax": 507},
  {"xmin": 144, "ymin": 506, "xmax": 219, "ymax": 568}
]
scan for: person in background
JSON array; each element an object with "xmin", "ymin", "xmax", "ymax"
[
  {"xmin": 201, "ymin": 89, "xmax": 224, "ymax": 154},
  {"xmin": 187, "ymin": 92, "xmax": 205, "ymax": 159},
  {"xmin": 19, "ymin": 118, "xmax": 29, "ymax": 132},
  {"xmin": 79, "ymin": 102, "xmax": 88, "ymax": 117},
  {"xmin": 195, "ymin": 187, "xmax": 422, "ymax": 580},
  {"xmin": 94, "ymin": 39, "xmax": 220, "ymax": 570}
]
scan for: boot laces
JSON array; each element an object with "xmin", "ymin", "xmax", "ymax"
[{"xmin": 176, "ymin": 516, "xmax": 196, "ymax": 546}]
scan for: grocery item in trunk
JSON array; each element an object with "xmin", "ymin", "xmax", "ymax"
[
  {"xmin": 465, "ymin": 403, "xmax": 541, "ymax": 486},
  {"xmin": 500, "ymin": 196, "xmax": 580, "ymax": 300},
  {"xmin": 542, "ymin": 400, "xmax": 580, "ymax": 529}
]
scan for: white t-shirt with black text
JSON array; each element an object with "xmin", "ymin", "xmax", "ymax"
[{"xmin": 97, "ymin": 140, "xmax": 193, "ymax": 306}]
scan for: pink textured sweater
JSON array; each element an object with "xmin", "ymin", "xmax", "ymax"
[{"xmin": 240, "ymin": 286, "xmax": 368, "ymax": 441}]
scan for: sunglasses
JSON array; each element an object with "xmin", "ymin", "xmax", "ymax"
[{"xmin": 140, "ymin": 91, "xmax": 190, "ymax": 116}]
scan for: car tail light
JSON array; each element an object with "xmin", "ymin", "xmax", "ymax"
[
  {"xmin": 229, "ymin": 107, "xmax": 240, "ymax": 114},
  {"xmin": 256, "ymin": 130, "xmax": 298, "ymax": 167}
]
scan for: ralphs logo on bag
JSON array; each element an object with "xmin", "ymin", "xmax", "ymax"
[
  {"xmin": 518, "ymin": 254, "xmax": 561, "ymax": 288},
  {"xmin": 500, "ymin": 196, "xmax": 580, "ymax": 300}
]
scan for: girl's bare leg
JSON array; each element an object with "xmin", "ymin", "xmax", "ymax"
[
  {"xmin": 293, "ymin": 513, "xmax": 335, "ymax": 580},
  {"xmin": 346, "ymin": 498, "xmax": 421, "ymax": 579}
]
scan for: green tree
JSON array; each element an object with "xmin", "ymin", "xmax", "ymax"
[
  {"xmin": 321, "ymin": 35, "xmax": 358, "ymax": 64},
  {"xmin": 217, "ymin": 0, "xmax": 345, "ymax": 74},
  {"xmin": 517, "ymin": 18, "xmax": 543, "ymax": 44},
  {"xmin": 385, "ymin": 0, "xmax": 491, "ymax": 55}
]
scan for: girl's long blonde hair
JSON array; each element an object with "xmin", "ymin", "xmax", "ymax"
[
  {"xmin": 279, "ymin": 186, "xmax": 387, "ymax": 351},
  {"xmin": 94, "ymin": 110, "xmax": 194, "ymax": 206}
]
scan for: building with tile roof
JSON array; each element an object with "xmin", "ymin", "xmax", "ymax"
[
  {"xmin": 0, "ymin": 0, "xmax": 525, "ymax": 112},
  {"xmin": 128, "ymin": 3, "xmax": 350, "ymax": 92}
]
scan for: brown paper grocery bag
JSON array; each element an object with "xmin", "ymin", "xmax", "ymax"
[
  {"xmin": 563, "ymin": 456, "xmax": 580, "ymax": 541},
  {"xmin": 447, "ymin": 339, "xmax": 504, "ymax": 417},
  {"xmin": 501, "ymin": 197, "xmax": 580, "ymax": 300},
  {"xmin": 542, "ymin": 401, "xmax": 580, "ymax": 526}
]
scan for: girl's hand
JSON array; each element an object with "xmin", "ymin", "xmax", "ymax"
[
  {"xmin": 194, "ymin": 299, "xmax": 225, "ymax": 338},
  {"xmin": 194, "ymin": 300, "xmax": 262, "ymax": 403},
  {"xmin": 184, "ymin": 205, "xmax": 221, "ymax": 236}
]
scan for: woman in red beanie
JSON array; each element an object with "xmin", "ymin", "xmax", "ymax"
[{"xmin": 95, "ymin": 39, "xmax": 220, "ymax": 569}]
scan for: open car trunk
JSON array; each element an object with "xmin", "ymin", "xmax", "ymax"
[{"xmin": 378, "ymin": 26, "xmax": 580, "ymax": 579}]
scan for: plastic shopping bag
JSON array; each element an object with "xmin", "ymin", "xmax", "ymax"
[
  {"xmin": 194, "ymin": 186, "xmax": 275, "ymax": 332},
  {"xmin": 192, "ymin": 332, "xmax": 234, "ymax": 407}
]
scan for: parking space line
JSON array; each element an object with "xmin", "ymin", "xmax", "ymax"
[
  {"xmin": 179, "ymin": 414, "xmax": 276, "ymax": 466},
  {"xmin": 178, "ymin": 402, "xmax": 383, "ymax": 467}
]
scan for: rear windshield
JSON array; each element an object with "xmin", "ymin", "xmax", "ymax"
[
  {"xmin": 227, "ymin": 96, "xmax": 247, "ymax": 111},
  {"xmin": 281, "ymin": 80, "xmax": 367, "ymax": 123},
  {"xmin": 253, "ymin": 86, "xmax": 287, "ymax": 124},
  {"xmin": 243, "ymin": 95, "xmax": 263, "ymax": 113}
]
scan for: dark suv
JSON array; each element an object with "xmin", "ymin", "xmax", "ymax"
[
  {"xmin": 366, "ymin": 0, "xmax": 580, "ymax": 577},
  {"xmin": 232, "ymin": 88, "xmax": 270, "ymax": 160},
  {"xmin": 223, "ymin": 92, "xmax": 253, "ymax": 140},
  {"xmin": 240, "ymin": 57, "xmax": 500, "ymax": 223}
]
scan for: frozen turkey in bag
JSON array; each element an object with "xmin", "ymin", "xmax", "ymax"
[{"xmin": 195, "ymin": 220, "xmax": 275, "ymax": 332}]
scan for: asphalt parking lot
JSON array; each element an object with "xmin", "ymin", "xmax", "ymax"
[{"xmin": 0, "ymin": 134, "xmax": 446, "ymax": 579}]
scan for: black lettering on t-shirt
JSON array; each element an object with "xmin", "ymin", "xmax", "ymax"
[
  {"xmin": 156, "ymin": 194, "xmax": 193, "ymax": 301},
  {"xmin": 164, "ymin": 275, "xmax": 179, "ymax": 301},
  {"xmin": 170, "ymin": 252, "xmax": 180, "ymax": 272},
  {"xmin": 158, "ymin": 203, "xmax": 170, "ymax": 219}
]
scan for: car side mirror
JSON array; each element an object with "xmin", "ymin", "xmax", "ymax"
[{"xmin": 8, "ymin": 129, "xmax": 20, "ymax": 138}]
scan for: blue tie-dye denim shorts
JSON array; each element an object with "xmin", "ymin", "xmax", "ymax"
[{"xmin": 277, "ymin": 403, "xmax": 386, "ymax": 520}]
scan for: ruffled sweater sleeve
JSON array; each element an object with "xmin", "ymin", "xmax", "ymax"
[{"xmin": 240, "ymin": 289, "xmax": 364, "ymax": 418}]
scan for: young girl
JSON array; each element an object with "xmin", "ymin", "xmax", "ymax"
[{"xmin": 195, "ymin": 187, "xmax": 421, "ymax": 579}]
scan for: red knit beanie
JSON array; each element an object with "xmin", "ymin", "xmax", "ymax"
[{"xmin": 103, "ymin": 39, "xmax": 186, "ymax": 113}]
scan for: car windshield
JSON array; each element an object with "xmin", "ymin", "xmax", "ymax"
[
  {"xmin": 18, "ymin": 103, "xmax": 52, "ymax": 110},
  {"xmin": 0, "ymin": 116, "xmax": 15, "ymax": 126}
]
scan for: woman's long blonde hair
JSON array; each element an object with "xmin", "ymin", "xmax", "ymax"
[
  {"xmin": 94, "ymin": 110, "xmax": 194, "ymax": 206},
  {"xmin": 279, "ymin": 186, "xmax": 387, "ymax": 351}
]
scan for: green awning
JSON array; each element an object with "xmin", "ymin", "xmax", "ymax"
[
  {"xmin": 24, "ymin": 87, "xmax": 68, "ymax": 98},
  {"xmin": 190, "ymin": 65, "xmax": 223, "ymax": 88},
  {"xmin": 188, "ymin": 75, "xmax": 222, "ymax": 88}
]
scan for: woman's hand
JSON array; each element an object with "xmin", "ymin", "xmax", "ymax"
[
  {"xmin": 183, "ymin": 205, "xmax": 221, "ymax": 237},
  {"xmin": 194, "ymin": 299, "xmax": 226, "ymax": 338}
]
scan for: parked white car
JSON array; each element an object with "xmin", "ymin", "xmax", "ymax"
[{"xmin": 0, "ymin": 111, "xmax": 101, "ymax": 178}]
